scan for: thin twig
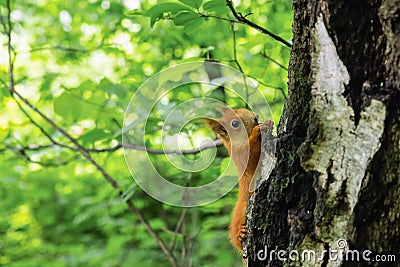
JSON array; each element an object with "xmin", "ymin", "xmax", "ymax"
[
  {"xmin": 181, "ymin": 210, "xmax": 187, "ymax": 266},
  {"xmin": 123, "ymin": 139, "xmax": 222, "ymax": 155},
  {"xmin": 225, "ymin": 0, "xmax": 292, "ymax": 48},
  {"xmin": 16, "ymin": 150, "xmax": 79, "ymax": 167},
  {"xmin": 1, "ymin": 144, "xmax": 53, "ymax": 152},
  {"xmin": 0, "ymin": 0, "xmax": 15, "ymax": 94},
  {"xmin": 0, "ymin": 77, "xmax": 8, "ymax": 89},
  {"xmin": 0, "ymin": 139, "xmax": 223, "ymax": 156},
  {"xmin": 200, "ymin": 13, "xmax": 237, "ymax": 23},
  {"xmin": 125, "ymin": 201, "xmax": 178, "ymax": 267},
  {"xmin": 217, "ymin": 58, "xmax": 287, "ymax": 99},
  {"xmin": 13, "ymin": 99, "xmax": 73, "ymax": 149},
  {"xmin": 257, "ymin": 80, "xmax": 287, "ymax": 98},
  {"xmin": 260, "ymin": 50, "xmax": 288, "ymax": 71},
  {"xmin": 230, "ymin": 22, "xmax": 250, "ymax": 106},
  {"xmin": 169, "ymin": 208, "xmax": 188, "ymax": 252}
]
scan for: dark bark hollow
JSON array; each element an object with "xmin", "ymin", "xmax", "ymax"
[{"xmin": 246, "ymin": 0, "xmax": 400, "ymax": 266}]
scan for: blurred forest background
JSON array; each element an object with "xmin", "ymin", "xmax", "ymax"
[{"xmin": 0, "ymin": 0, "xmax": 292, "ymax": 266}]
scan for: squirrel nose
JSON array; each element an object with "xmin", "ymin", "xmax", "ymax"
[{"xmin": 254, "ymin": 113, "xmax": 259, "ymax": 123}]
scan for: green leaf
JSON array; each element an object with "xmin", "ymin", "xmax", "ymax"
[
  {"xmin": 125, "ymin": 9, "xmax": 143, "ymax": 17},
  {"xmin": 53, "ymin": 93, "xmax": 81, "ymax": 121},
  {"xmin": 174, "ymin": 11, "xmax": 199, "ymax": 26},
  {"xmin": 0, "ymin": 83, "xmax": 8, "ymax": 101},
  {"xmin": 150, "ymin": 13, "xmax": 163, "ymax": 28},
  {"xmin": 184, "ymin": 17, "xmax": 204, "ymax": 33},
  {"xmin": 179, "ymin": 0, "xmax": 203, "ymax": 9},
  {"xmin": 145, "ymin": 2, "xmax": 192, "ymax": 27},
  {"xmin": 78, "ymin": 129, "xmax": 109, "ymax": 146},
  {"xmin": 203, "ymin": 0, "xmax": 227, "ymax": 12},
  {"xmin": 220, "ymin": 157, "xmax": 230, "ymax": 173},
  {"xmin": 220, "ymin": 157, "xmax": 237, "ymax": 177},
  {"xmin": 144, "ymin": 2, "xmax": 190, "ymax": 16},
  {"xmin": 53, "ymin": 93, "xmax": 96, "ymax": 122},
  {"xmin": 121, "ymin": 184, "xmax": 136, "ymax": 202},
  {"xmin": 99, "ymin": 78, "xmax": 128, "ymax": 99},
  {"xmin": 39, "ymin": 73, "xmax": 57, "ymax": 92}
]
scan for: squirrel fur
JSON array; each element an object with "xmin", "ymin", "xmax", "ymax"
[{"xmin": 206, "ymin": 108, "xmax": 273, "ymax": 252}]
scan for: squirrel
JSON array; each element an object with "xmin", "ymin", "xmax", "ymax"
[{"xmin": 206, "ymin": 107, "xmax": 274, "ymax": 252}]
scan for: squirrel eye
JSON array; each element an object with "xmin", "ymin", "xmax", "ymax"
[{"xmin": 231, "ymin": 120, "xmax": 240, "ymax": 128}]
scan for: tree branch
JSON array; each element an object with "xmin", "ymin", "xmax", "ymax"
[
  {"xmin": 230, "ymin": 22, "xmax": 250, "ymax": 106},
  {"xmin": 225, "ymin": 0, "xmax": 292, "ymax": 48},
  {"xmin": 0, "ymin": 139, "xmax": 223, "ymax": 155},
  {"xmin": 169, "ymin": 208, "xmax": 188, "ymax": 252},
  {"xmin": 0, "ymin": 0, "xmax": 15, "ymax": 94},
  {"xmin": 16, "ymin": 149, "xmax": 79, "ymax": 167},
  {"xmin": 123, "ymin": 139, "xmax": 222, "ymax": 155},
  {"xmin": 13, "ymin": 98, "xmax": 75, "ymax": 150},
  {"xmin": 260, "ymin": 50, "xmax": 288, "ymax": 71}
]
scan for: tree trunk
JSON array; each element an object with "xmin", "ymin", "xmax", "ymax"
[{"xmin": 246, "ymin": 0, "xmax": 400, "ymax": 266}]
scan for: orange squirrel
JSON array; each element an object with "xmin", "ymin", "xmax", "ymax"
[{"xmin": 206, "ymin": 108, "xmax": 273, "ymax": 252}]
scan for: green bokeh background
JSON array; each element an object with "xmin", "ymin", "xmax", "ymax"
[{"xmin": 0, "ymin": 0, "xmax": 292, "ymax": 266}]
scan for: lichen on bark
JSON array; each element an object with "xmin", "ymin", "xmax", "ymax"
[{"xmin": 298, "ymin": 15, "xmax": 387, "ymax": 266}]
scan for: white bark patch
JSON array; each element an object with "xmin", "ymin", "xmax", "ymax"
[
  {"xmin": 257, "ymin": 135, "xmax": 277, "ymax": 190},
  {"xmin": 300, "ymin": 15, "xmax": 386, "ymax": 266}
]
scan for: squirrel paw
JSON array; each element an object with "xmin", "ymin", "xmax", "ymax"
[
  {"xmin": 238, "ymin": 224, "xmax": 247, "ymax": 243},
  {"xmin": 258, "ymin": 120, "xmax": 274, "ymax": 132}
]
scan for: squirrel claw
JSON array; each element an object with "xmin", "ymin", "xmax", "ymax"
[
  {"xmin": 238, "ymin": 224, "xmax": 247, "ymax": 242},
  {"xmin": 258, "ymin": 120, "xmax": 274, "ymax": 132}
]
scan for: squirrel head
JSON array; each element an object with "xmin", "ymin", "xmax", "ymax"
[{"xmin": 205, "ymin": 108, "xmax": 259, "ymax": 152}]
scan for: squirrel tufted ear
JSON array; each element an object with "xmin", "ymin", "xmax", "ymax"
[
  {"xmin": 213, "ymin": 104, "xmax": 233, "ymax": 116},
  {"xmin": 204, "ymin": 118, "xmax": 226, "ymax": 136},
  {"xmin": 220, "ymin": 105, "xmax": 232, "ymax": 114}
]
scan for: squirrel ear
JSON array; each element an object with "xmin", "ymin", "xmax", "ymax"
[
  {"xmin": 220, "ymin": 106, "xmax": 232, "ymax": 114},
  {"xmin": 204, "ymin": 118, "xmax": 226, "ymax": 135},
  {"xmin": 214, "ymin": 104, "xmax": 232, "ymax": 116}
]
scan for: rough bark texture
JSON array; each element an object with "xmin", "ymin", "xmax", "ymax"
[{"xmin": 246, "ymin": 0, "xmax": 400, "ymax": 266}]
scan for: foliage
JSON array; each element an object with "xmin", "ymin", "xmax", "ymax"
[{"xmin": 0, "ymin": 0, "xmax": 292, "ymax": 266}]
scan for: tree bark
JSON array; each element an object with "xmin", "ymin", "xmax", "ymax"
[{"xmin": 246, "ymin": 0, "xmax": 400, "ymax": 266}]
